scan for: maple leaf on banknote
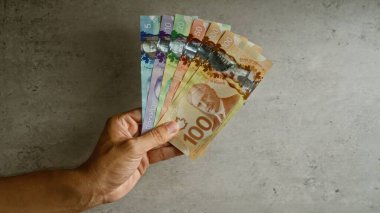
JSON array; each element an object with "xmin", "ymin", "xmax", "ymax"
[
  {"xmin": 175, "ymin": 117, "xmax": 188, "ymax": 130},
  {"xmin": 203, "ymin": 36, "xmax": 210, "ymax": 43},
  {"xmin": 214, "ymin": 43, "xmax": 222, "ymax": 51},
  {"xmin": 171, "ymin": 30, "xmax": 182, "ymax": 40},
  {"xmin": 156, "ymin": 51, "xmax": 165, "ymax": 63},
  {"xmin": 159, "ymin": 30, "xmax": 168, "ymax": 37},
  {"xmin": 194, "ymin": 57, "xmax": 201, "ymax": 66},
  {"xmin": 141, "ymin": 53, "xmax": 150, "ymax": 63},
  {"xmin": 167, "ymin": 53, "xmax": 176, "ymax": 63}
]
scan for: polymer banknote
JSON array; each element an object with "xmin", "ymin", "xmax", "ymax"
[
  {"xmin": 140, "ymin": 16, "xmax": 160, "ymax": 121},
  {"xmin": 142, "ymin": 15, "xmax": 174, "ymax": 133}
]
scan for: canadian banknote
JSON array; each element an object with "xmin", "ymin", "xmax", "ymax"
[
  {"xmin": 158, "ymin": 31, "xmax": 272, "ymax": 159},
  {"xmin": 157, "ymin": 19, "xmax": 210, "ymax": 121},
  {"xmin": 154, "ymin": 14, "xmax": 196, "ymax": 125},
  {"xmin": 193, "ymin": 38, "xmax": 269, "ymax": 156},
  {"xmin": 171, "ymin": 22, "xmax": 231, "ymax": 102},
  {"xmin": 191, "ymin": 33, "xmax": 271, "ymax": 155},
  {"xmin": 140, "ymin": 16, "xmax": 160, "ymax": 122},
  {"xmin": 142, "ymin": 15, "xmax": 174, "ymax": 133}
]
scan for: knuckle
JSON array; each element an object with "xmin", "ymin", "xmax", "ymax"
[
  {"xmin": 105, "ymin": 115, "xmax": 124, "ymax": 131},
  {"xmin": 125, "ymin": 139, "xmax": 140, "ymax": 154},
  {"xmin": 149, "ymin": 128, "xmax": 166, "ymax": 145},
  {"xmin": 106, "ymin": 116, "xmax": 117, "ymax": 126}
]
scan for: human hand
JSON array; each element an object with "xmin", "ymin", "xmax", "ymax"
[
  {"xmin": 78, "ymin": 108, "xmax": 181, "ymax": 206},
  {"xmin": 0, "ymin": 108, "xmax": 181, "ymax": 213}
]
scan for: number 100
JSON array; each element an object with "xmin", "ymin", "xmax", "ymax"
[{"xmin": 183, "ymin": 116, "xmax": 212, "ymax": 145}]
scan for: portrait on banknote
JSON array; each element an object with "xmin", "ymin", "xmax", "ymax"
[{"xmin": 186, "ymin": 83, "xmax": 240, "ymax": 130}]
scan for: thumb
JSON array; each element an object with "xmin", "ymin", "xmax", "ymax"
[{"xmin": 125, "ymin": 121, "xmax": 179, "ymax": 154}]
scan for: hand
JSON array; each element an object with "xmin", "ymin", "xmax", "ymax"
[
  {"xmin": 79, "ymin": 108, "xmax": 181, "ymax": 205},
  {"xmin": 0, "ymin": 108, "xmax": 180, "ymax": 212}
]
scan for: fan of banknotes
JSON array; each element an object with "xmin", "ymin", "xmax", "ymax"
[{"xmin": 140, "ymin": 14, "xmax": 272, "ymax": 159}]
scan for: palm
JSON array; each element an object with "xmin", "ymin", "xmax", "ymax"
[{"xmin": 88, "ymin": 109, "xmax": 181, "ymax": 202}]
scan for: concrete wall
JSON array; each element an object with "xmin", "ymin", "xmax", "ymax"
[{"xmin": 1, "ymin": 0, "xmax": 379, "ymax": 212}]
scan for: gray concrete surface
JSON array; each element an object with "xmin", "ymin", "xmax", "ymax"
[{"xmin": 1, "ymin": 0, "xmax": 380, "ymax": 212}]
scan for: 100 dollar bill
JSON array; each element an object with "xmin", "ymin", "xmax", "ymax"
[
  {"xmin": 191, "ymin": 32, "xmax": 272, "ymax": 156},
  {"xmin": 158, "ymin": 31, "xmax": 272, "ymax": 159}
]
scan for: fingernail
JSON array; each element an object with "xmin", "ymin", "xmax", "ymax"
[{"xmin": 166, "ymin": 121, "xmax": 179, "ymax": 134}]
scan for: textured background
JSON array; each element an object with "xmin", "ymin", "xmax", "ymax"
[{"xmin": 1, "ymin": 0, "xmax": 380, "ymax": 212}]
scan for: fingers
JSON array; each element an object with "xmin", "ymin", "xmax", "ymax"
[
  {"xmin": 151, "ymin": 142, "xmax": 172, "ymax": 150},
  {"xmin": 123, "ymin": 121, "xmax": 179, "ymax": 154},
  {"xmin": 114, "ymin": 108, "xmax": 142, "ymax": 124},
  {"xmin": 103, "ymin": 108, "xmax": 142, "ymax": 141},
  {"xmin": 148, "ymin": 146, "xmax": 183, "ymax": 164}
]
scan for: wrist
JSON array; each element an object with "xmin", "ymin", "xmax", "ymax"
[{"xmin": 61, "ymin": 168, "xmax": 104, "ymax": 211}]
